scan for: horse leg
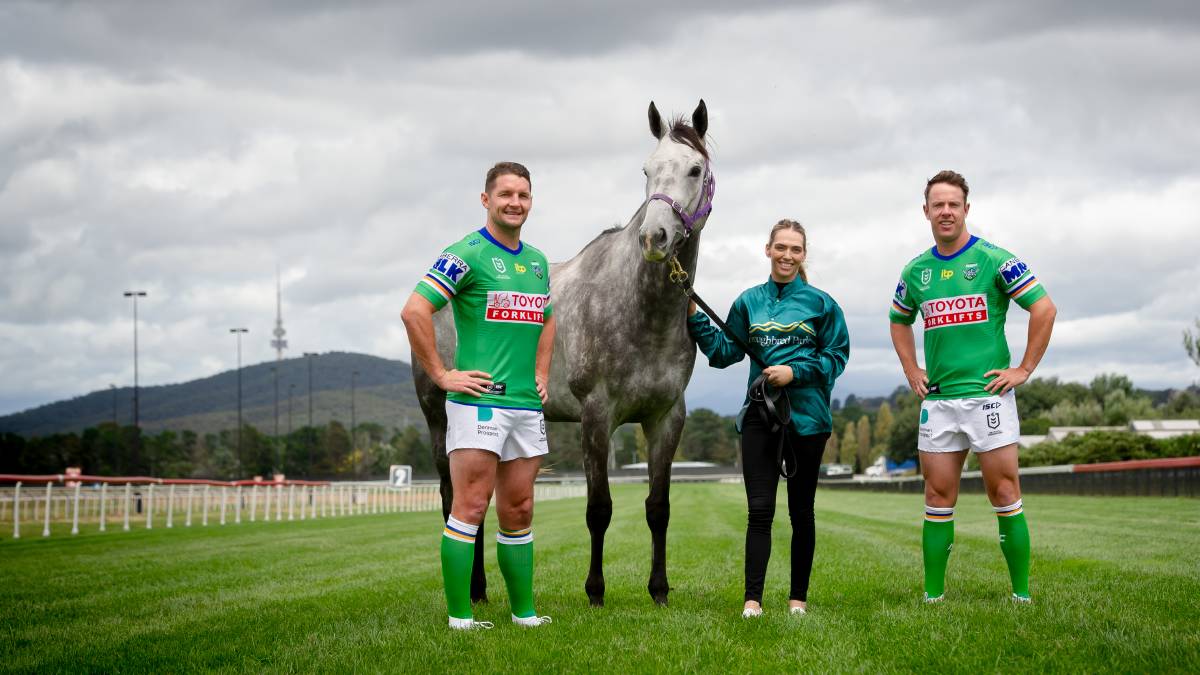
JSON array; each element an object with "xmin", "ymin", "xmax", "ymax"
[
  {"xmin": 643, "ymin": 398, "xmax": 686, "ymax": 605},
  {"xmin": 582, "ymin": 406, "xmax": 614, "ymax": 607}
]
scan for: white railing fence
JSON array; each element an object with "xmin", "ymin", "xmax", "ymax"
[{"xmin": 1, "ymin": 477, "xmax": 586, "ymax": 539}]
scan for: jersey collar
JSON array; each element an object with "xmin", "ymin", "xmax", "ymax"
[
  {"xmin": 479, "ymin": 227, "xmax": 523, "ymax": 256},
  {"xmin": 931, "ymin": 235, "xmax": 978, "ymax": 261}
]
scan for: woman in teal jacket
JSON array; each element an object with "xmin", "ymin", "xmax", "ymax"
[{"xmin": 688, "ymin": 219, "xmax": 849, "ymax": 618}]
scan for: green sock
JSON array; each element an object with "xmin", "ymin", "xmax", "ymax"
[
  {"xmin": 497, "ymin": 526, "xmax": 536, "ymax": 619},
  {"xmin": 996, "ymin": 501, "xmax": 1031, "ymax": 599},
  {"xmin": 923, "ymin": 506, "xmax": 955, "ymax": 599},
  {"xmin": 441, "ymin": 516, "xmax": 478, "ymax": 620}
]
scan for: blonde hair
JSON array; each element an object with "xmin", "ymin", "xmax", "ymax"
[{"xmin": 768, "ymin": 219, "xmax": 808, "ymax": 282}]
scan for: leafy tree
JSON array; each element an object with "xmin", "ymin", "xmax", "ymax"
[
  {"xmin": 824, "ymin": 432, "xmax": 839, "ymax": 465},
  {"xmin": 838, "ymin": 421, "xmax": 856, "ymax": 466},
  {"xmin": 855, "ymin": 415, "xmax": 871, "ymax": 472},
  {"xmin": 1184, "ymin": 318, "xmax": 1200, "ymax": 368}
]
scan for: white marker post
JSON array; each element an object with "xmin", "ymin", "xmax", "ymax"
[
  {"xmin": 299, "ymin": 486, "xmax": 307, "ymax": 521},
  {"xmin": 275, "ymin": 484, "xmax": 283, "ymax": 521},
  {"xmin": 71, "ymin": 482, "xmax": 81, "ymax": 535},
  {"xmin": 43, "ymin": 482, "xmax": 52, "ymax": 537},
  {"xmin": 287, "ymin": 484, "xmax": 295, "ymax": 521},
  {"xmin": 185, "ymin": 485, "xmax": 194, "ymax": 527},
  {"xmin": 202, "ymin": 485, "xmax": 210, "ymax": 526},
  {"xmin": 249, "ymin": 485, "xmax": 258, "ymax": 522},
  {"xmin": 12, "ymin": 481, "xmax": 21, "ymax": 539},
  {"xmin": 146, "ymin": 484, "xmax": 155, "ymax": 529},
  {"xmin": 219, "ymin": 487, "xmax": 227, "ymax": 525},
  {"xmin": 166, "ymin": 484, "xmax": 175, "ymax": 528},
  {"xmin": 264, "ymin": 482, "xmax": 273, "ymax": 522},
  {"xmin": 234, "ymin": 485, "xmax": 242, "ymax": 524},
  {"xmin": 123, "ymin": 483, "xmax": 131, "ymax": 531},
  {"xmin": 99, "ymin": 482, "xmax": 108, "ymax": 532}
]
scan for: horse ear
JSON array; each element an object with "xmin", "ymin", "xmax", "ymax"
[
  {"xmin": 692, "ymin": 99, "xmax": 708, "ymax": 138},
  {"xmin": 648, "ymin": 101, "xmax": 665, "ymax": 140}
]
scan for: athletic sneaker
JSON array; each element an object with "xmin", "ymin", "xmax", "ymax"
[
  {"xmin": 448, "ymin": 617, "xmax": 494, "ymax": 630},
  {"xmin": 1012, "ymin": 594, "xmax": 1032, "ymax": 604},
  {"xmin": 513, "ymin": 615, "xmax": 553, "ymax": 627},
  {"xmin": 789, "ymin": 606, "xmax": 807, "ymax": 616},
  {"xmin": 742, "ymin": 607, "xmax": 763, "ymax": 618},
  {"xmin": 923, "ymin": 593, "xmax": 944, "ymax": 604}
]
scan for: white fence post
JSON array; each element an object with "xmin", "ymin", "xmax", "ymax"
[
  {"xmin": 185, "ymin": 485, "xmax": 194, "ymax": 527},
  {"xmin": 99, "ymin": 482, "xmax": 108, "ymax": 532},
  {"xmin": 235, "ymin": 485, "xmax": 242, "ymax": 524},
  {"xmin": 299, "ymin": 486, "xmax": 307, "ymax": 520},
  {"xmin": 250, "ymin": 485, "xmax": 258, "ymax": 522},
  {"xmin": 166, "ymin": 484, "xmax": 175, "ymax": 528},
  {"xmin": 146, "ymin": 484, "xmax": 155, "ymax": 529},
  {"xmin": 12, "ymin": 481, "xmax": 21, "ymax": 539},
  {"xmin": 275, "ymin": 484, "xmax": 283, "ymax": 521},
  {"xmin": 123, "ymin": 483, "xmax": 131, "ymax": 531},
  {"xmin": 264, "ymin": 483, "xmax": 273, "ymax": 521},
  {"xmin": 288, "ymin": 484, "xmax": 295, "ymax": 521},
  {"xmin": 71, "ymin": 482, "xmax": 81, "ymax": 535},
  {"xmin": 42, "ymin": 482, "xmax": 53, "ymax": 537},
  {"xmin": 219, "ymin": 487, "xmax": 227, "ymax": 525},
  {"xmin": 202, "ymin": 485, "xmax": 210, "ymax": 526}
]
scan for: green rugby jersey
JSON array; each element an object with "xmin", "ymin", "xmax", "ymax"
[
  {"xmin": 889, "ymin": 235, "xmax": 1047, "ymax": 400},
  {"xmin": 414, "ymin": 227, "xmax": 552, "ymax": 410}
]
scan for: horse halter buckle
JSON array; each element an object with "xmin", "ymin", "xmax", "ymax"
[{"xmin": 668, "ymin": 256, "xmax": 689, "ymax": 285}]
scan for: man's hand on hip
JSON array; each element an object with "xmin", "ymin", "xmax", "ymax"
[
  {"xmin": 437, "ymin": 369, "xmax": 493, "ymax": 397},
  {"xmin": 984, "ymin": 367, "xmax": 1029, "ymax": 396}
]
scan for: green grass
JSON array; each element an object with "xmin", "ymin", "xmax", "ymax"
[{"xmin": 2, "ymin": 485, "xmax": 1198, "ymax": 673}]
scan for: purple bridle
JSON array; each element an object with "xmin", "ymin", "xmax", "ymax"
[{"xmin": 648, "ymin": 161, "xmax": 715, "ymax": 236}]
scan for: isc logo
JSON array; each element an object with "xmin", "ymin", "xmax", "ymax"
[{"xmin": 982, "ymin": 402, "xmax": 1002, "ymax": 410}]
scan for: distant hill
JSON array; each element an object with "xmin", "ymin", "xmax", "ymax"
[{"xmin": 0, "ymin": 352, "xmax": 425, "ymax": 438}]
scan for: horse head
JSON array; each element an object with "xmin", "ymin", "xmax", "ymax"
[{"xmin": 640, "ymin": 99, "xmax": 712, "ymax": 262}]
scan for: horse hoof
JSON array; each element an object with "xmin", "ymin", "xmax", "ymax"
[
  {"xmin": 471, "ymin": 592, "xmax": 489, "ymax": 604},
  {"xmin": 651, "ymin": 593, "xmax": 669, "ymax": 606},
  {"xmin": 588, "ymin": 595, "xmax": 605, "ymax": 608}
]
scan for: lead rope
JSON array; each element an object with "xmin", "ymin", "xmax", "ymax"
[{"xmin": 669, "ymin": 257, "xmax": 795, "ymax": 478}]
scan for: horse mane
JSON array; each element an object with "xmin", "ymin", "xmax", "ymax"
[{"xmin": 668, "ymin": 116, "xmax": 709, "ymax": 160}]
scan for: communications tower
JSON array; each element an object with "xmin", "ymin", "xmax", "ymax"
[{"xmin": 271, "ymin": 267, "xmax": 288, "ymax": 361}]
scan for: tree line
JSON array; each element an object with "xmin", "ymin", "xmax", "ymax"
[{"xmin": 3, "ymin": 373, "xmax": 1197, "ymax": 478}]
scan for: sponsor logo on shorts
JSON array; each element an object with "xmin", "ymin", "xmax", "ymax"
[
  {"xmin": 920, "ymin": 409, "xmax": 930, "ymax": 424},
  {"xmin": 987, "ymin": 412, "xmax": 1000, "ymax": 429},
  {"xmin": 485, "ymin": 291, "xmax": 548, "ymax": 324},
  {"xmin": 921, "ymin": 294, "xmax": 988, "ymax": 330},
  {"xmin": 475, "ymin": 424, "xmax": 500, "ymax": 438},
  {"xmin": 431, "ymin": 253, "xmax": 469, "ymax": 283},
  {"xmin": 982, "ymin": 401, "xmax": 1001, "ymax": 410},
  {"xmin": 1000, "ymin": 257, "xmax": 1029, "ymax": 285}
]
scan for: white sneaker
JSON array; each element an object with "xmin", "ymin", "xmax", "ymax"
[
  {"xmin": 513, "ymin": 615, "xmax": 552, "ymax": 627},
  {"xmin": 923, "ymin": 594, "xmax": 944, "ymax": 604},
  {"xmin": 789, "ymin": 605, "xmax": 807, "ymax": 616},
  {"xmin": 1012, "ymin": 594, "xmax": 1032, "ymax": 604},
  {"xmin": 448, "ymin": 617, "xmax": 494, "ymax": 630},
  {"xmin": 741, "ymin": 606, "xmax": 763, "ymax": 618}
]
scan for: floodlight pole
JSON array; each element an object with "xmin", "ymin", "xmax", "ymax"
[
  {"xmin": 230, "ymin": 328, "xmax": 249, "ymax": 476},
  {"xmin": 123, "ymin": 290, "xmax": 147, "ymax": 470}
]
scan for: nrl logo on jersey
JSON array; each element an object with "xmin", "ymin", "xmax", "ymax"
[
  {"xmin": 492, "ymin": 257, "xmax": 507, "ymax": 274},
  {"xmin": 920, "ymin": 268, "xmax": 932, "ymax": 285},
  {"xmin": 963, "ymin": 263, "xmax": 979, "ymax": 280}
]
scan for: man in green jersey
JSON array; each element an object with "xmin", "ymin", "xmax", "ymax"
[
  {"xmin": 889, "ymin": 170, "xmax": 1056, "ymax": 603},
  {"xmin": 401, "ymin": 161, "xmax": 556, "ymax": 629}
]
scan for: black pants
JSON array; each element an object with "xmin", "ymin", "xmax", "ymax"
[{"xmin": 741, "ymin": 410, "xmax": 829, "ymax": 604}]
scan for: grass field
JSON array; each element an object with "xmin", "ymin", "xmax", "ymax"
[{"xmin": 2, "ymin": 484, "xmax": 1198, "ymax": 673}]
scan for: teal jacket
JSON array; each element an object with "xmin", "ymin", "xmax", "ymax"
[{"xmin": 688, "ymin": 277, "xmax": 850, "ymax": 436}]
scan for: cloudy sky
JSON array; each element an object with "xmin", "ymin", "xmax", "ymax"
[{"xmin": 2, "ymin": 0, "xmax": 1198, "ymax": 417}]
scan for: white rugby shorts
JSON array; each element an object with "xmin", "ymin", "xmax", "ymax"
[
  {"xmin": 446, "ymin": 401, "xmax": 548, "ymax": 462},
  {"xmin": 917, "ymin": 389, "xmax": 1020, "ymax": 453}
]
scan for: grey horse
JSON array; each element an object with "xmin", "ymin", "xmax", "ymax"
[{"xmin": 413, "ymin": 100, "xmax": 713, "ymax": 607}]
